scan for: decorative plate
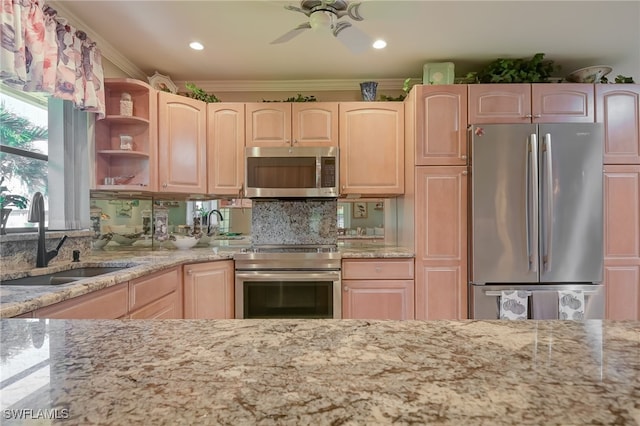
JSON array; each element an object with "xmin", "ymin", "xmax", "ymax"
[
  {"xmin": 566, "ymin": 66, "xmax": 613, "ymax": 83},
  {"xmin": 147, "ymin": 71, "xmax": 178, "ymax": 93}
]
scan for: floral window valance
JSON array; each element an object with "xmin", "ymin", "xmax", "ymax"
[{"xmin": 1, "ymin": 0, "xmax": 105, "ymax": 118}]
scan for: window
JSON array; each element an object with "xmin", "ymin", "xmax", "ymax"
[
  {"xmin": 0, "ymin": 85, "xmax": 49, "ymax": 230},
  {"xmin": 1, "ymin": 84, "xmax": 91, "ymax": 233}
]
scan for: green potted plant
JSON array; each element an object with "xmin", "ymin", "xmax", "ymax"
[
  {"xmin": 0, "ymin": 176, "xmax": 29, "ymax": 234},
  {"xmin": 184, "ymin": 82, "xmax": 220, "ymax": 103},
  {"xmin": 460, "ymin": 53, "xmax": 558, "ymax": 84},
  {"xmin": 379, "ymin": 78, "xmax": 416, "ymax": 101}
]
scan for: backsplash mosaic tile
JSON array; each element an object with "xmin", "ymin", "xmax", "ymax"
[{"xmin": 251, "ymin": 200, "xmax": 337, "ymax": 245}]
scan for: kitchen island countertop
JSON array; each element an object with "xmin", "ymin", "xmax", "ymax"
[
  {"xmin": 0, "ymin": 318, "xmax": 638, "ymax": 425},
  {"xmin": 0, "ymin": 244, "xmax": 414, "ymax": 318}
]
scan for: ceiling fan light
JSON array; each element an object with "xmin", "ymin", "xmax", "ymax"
[{"xmin": 309, "ymin": 11, "xmax": 332, "ymax": 30}]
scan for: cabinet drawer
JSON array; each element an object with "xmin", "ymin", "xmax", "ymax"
[
  {"xmin": 129, "ymin": 267, "xmax": 180, "ymax": 312},
  {"xmin": 342, "ymin": 259, "xmax": 414, "ymax": 280},
  {"xmin": 35, "ymin": 282, "xmax": 129, "ymax": 319},
  {"xmin": 129, "ymin": 292, "xmax": 181, "ymax": 319}
]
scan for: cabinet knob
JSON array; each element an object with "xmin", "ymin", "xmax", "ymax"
[
  {"xmin": 533, "ymin": 114, "xmax": 541, "ymax": 118},
  {"xmin": 462, "ymin": 170, "xmax": 468, "ymax": 176},
  {"xmin": 343, "ymin": 286, "xmax": 349, "ymax": 292},
  {"xmin": 163, "ymin": 183, "xmax": 168, "ymax": 188},
  {"xmin": 187, "ymin": 269, "xmax": 193, "ymax": 275},
  {"xmin": 461, "ymin": 155, "xmax": 468, "ymax": 160},
  {"xmin": 524, "ymin": 114, "xmax": 533, "ymax": 118}
]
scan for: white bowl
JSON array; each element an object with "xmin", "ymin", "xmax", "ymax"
[
  {"xmin": 112, "ymin": 233, "xmax": 138, "ymax": 246},
  {"xmin": 566, "ymin": 66, "xmax": 612, "ymax": 83},
  {"xmin": 171, "ymin": 235, "xmax": 199, "ymax": 250}
]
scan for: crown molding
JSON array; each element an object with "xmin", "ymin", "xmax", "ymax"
[
  {"xmin": 172, "ymin": 78, "xmax": 418, "ymax": 93},
  {"xmin": 47, "ymin": 1, "xmax": 147, "ymax": 81}
]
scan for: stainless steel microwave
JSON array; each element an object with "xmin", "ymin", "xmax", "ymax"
[{"xmin": 244, "ymin": 146, "xmax": 339, "ymax": 198}]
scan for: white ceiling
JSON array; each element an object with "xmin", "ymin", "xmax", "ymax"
[{"xmin": 49, "ymin": 1, "xmax": 639, "ymax": 90}]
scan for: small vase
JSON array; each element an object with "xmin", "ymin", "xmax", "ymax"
[{"xmin": 360, "ymin": 81, "xmax": 378, "ymax": 101}]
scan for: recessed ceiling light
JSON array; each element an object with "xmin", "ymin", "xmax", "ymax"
[
  {"xmin": 189, "ymin": 42, "xmax": 204, "ymax": 51},
  {"xmin": 372, "ymin": 39, "xmax": 387, "ymax": 49}
]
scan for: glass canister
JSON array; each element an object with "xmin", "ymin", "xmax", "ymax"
[
  {"xmin": 120, "ymin": 92, "xmax": 133, "ymax": 116},
  {"xmin": 153, "ymin": 204, "xmax": 169, "ymax": 244},
  {"xmin": 119, "ymin": 134, "xmax": 133, "ymax": 150}
]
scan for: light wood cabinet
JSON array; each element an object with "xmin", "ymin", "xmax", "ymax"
[
  {"xmin": 468, "ymin": 83, "xmax": 594, "ymax": 124},
  {"xmin": 34, "ymin": 282, "xmax": 129, "ymax": 319},
  {"xmin": 158, "ymin": 91, "xmax": 207, "ymax": 193},
  {"xmin": 339, "ymin": 102, "xmax": 404, "ymax": 196},
  {"xmin": 596, "ymin": 84, "xmax": 640, "ymax": 164},
  {"xmin": 414, "ymin": 166, "xmax": 468, "ymax": 320},
  {"xmin": 413, "ymin": 85, "xmax": 468, "ymax": 166},
  {"xmin": 245, "ymin": 102, "xmax": 337, "ymax": 147},
  {"xmin": 207, "ymin": 103, "xmax": 245, "ymax": 196},
  {"xmin": 183, "ymin": 260, "xmax": 234, "ymax": 319},
  {"xmin": 342, "ymin": 259, "xmax": 414, "ymax": 320},
  {"xmin": 128, "ymin": 292, "xmax": 182, "ymax": 319},
  {"xmin": 129, "ymin": 267, "xmax": 182, "ymax": 319},
  {"xmin": 94, "ymin": 78, "xmax": 157, "ymax": 191},
  {"xmin": 603, "ymin": 165, "xmax": 640, "ymax": 320}
]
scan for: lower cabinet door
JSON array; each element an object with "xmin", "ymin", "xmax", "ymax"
[
  {"xmin": 183, "ymin": 261, "xmax": 234, "ymax": 319},
  {"xmin": 342, "ymin": 280, "xmax": 414, "ymax": 320},
  {"xmin": 34, "ymin": 282, "xmax": 129, "ymax": 319}
]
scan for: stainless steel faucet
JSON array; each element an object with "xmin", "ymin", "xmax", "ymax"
[
  {"xmin": 27, "ymin": 192, "xmax": 68, "ymax": 267},
  {"xmin": 207, "ymin": 209, "xmax": 224, "ymax": 236}
]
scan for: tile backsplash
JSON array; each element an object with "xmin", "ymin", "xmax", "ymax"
[{"xmin": 251, "ymin": 200, "xmax": 337, "ymax": 245}]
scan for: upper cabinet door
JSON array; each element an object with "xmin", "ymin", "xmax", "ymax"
[
  {"xmin": 245, "ymin": 103, "xmax": 291, "ymax": 147},
  {"xmin": 339, "ymin": 102, "xmax": 404, "ymax": 196},
  {"xmin": 415, "ymin": 85, "xmax": 468, "ymax": 165},
  {"xmin": 468, "ymin": 84, "xmax": 531, "ymax": 124},
  {"xmin": 597, "ymin": 84, "xmax": 640, "ymax": 164},
  {"xmin": 532, "ymin": 83, "xmax": 594, "ymax": 123},
  {"xmin": 292, "ymin": 103, "xmax": 338, "ymax": 146},
  {"xmin": 157, "ymin": 92, "xmax": 207, "ymax": 193},
  {"xmin": 207, "ymin": 103, "xmax": 245, "ymax": 196}
]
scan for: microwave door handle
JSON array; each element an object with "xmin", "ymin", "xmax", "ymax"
[{"xmin": 316, "ymin": 157, "xmax": 321, "ymax": 189}]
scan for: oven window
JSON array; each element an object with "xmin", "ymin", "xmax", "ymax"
[{"xmin": 244, "ymin": 281, "xmax": 333, "ymax": 319}]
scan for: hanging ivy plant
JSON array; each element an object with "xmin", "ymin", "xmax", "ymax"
[
  {"xmin": 461, "ymin": 53, "xmax": 558, "ymax": 84},
  {"xmin": 262, "ymin": 94, "xmax": 317, "ymax": 102},
  {"xmin": 184, "ymin": 82, "xmax": 220, "ymax": 102}
]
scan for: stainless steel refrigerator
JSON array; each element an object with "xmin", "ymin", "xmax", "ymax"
[{"xmin": 468, "ymin": 123, "xmax": 605, "ymax": 319}]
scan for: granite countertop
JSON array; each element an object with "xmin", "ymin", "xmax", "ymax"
[
  {"xmin": 0, "ymin": 244, "xmax": 414, "ymax": 318},
  {"xmin": 0, "ymin": 319, "xmax": 638, "ymax": 425}
]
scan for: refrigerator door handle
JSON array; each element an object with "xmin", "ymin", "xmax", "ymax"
[
  {"xmin": 529, "ymin": 134, "xmax": 539, "ymax": 272},
  {"xmin": 543, "ymin": 133, "xmax": 554, "ymax": 272}
]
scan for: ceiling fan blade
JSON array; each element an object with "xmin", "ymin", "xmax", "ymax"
[
  {"xmin": 333, "ymin": 22, "xmax": 371, "ymax": 54},
  {"xmin": 270, "ymin": 22, "xmax": 312, "ymax": 44}
]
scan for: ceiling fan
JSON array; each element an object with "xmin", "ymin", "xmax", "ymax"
[{"xmin": 270, "ymin": 0, "xmax": 372, "ymax": 54}]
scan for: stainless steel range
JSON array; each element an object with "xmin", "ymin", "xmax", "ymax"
[{"xmin": 234, "ymin": 245, "xmax": 341, "ymax": 319}]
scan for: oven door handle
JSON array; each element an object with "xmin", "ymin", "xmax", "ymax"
[{"xmin": 235, "ymin": 271, "xmax": 340, "ymax": 281}]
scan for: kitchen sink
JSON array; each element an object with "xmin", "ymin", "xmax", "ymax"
[{"xmin": 0, "ymin": 267, "xmax": 129, "ymax": 286}]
